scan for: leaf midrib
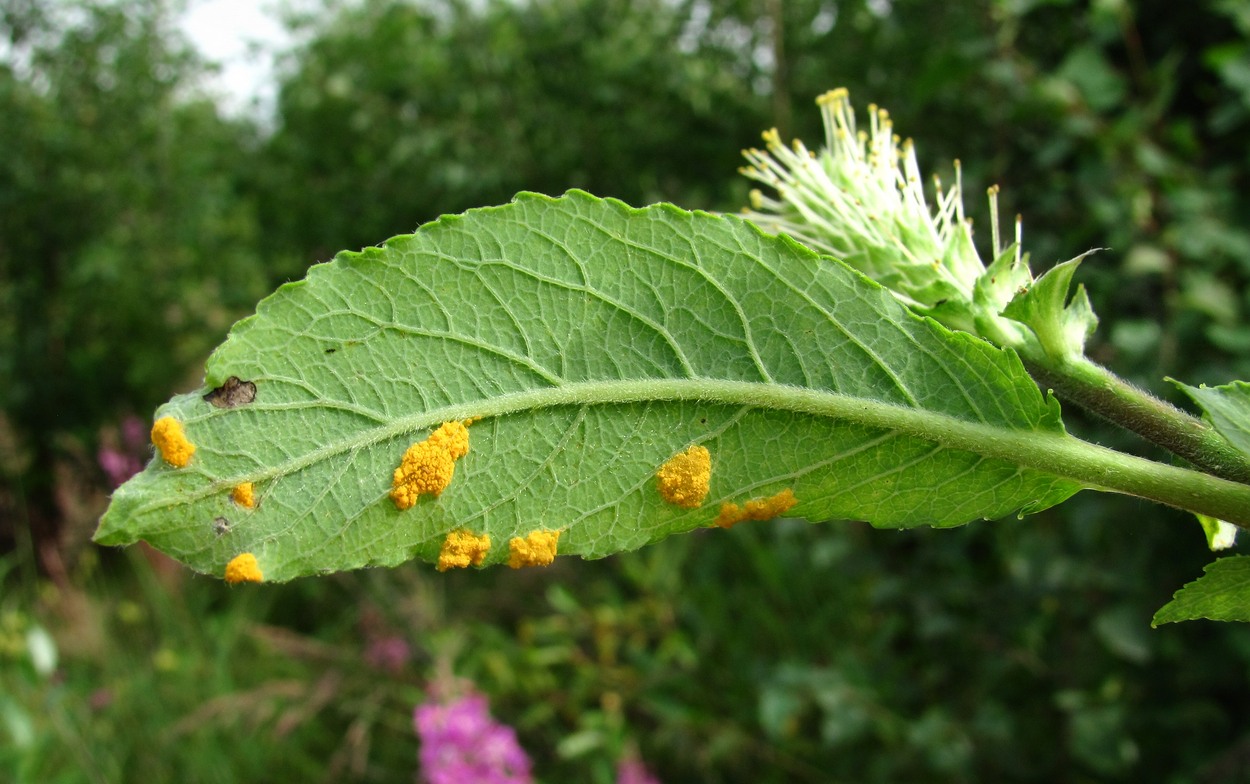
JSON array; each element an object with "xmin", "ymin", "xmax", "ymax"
[{"xmin": 136, "ymin": 377, "xmax": 1075, "ymax": 517}]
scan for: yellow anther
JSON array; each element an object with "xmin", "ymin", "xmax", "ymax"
[{"xmin": 816, "ymin": 87, "xmax": 849, "ymax": 105}]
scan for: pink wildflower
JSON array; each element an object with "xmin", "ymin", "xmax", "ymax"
[
  {"xmin": 414, "ymin": 693, "xmax": 532, "ymax": 784},
  {"xmin": 98, "ymin": 415, "xmax": 148, "ymax": 487},
  {"xmin": 98, "ymin": 446, "xmax": 142, "ymax": 488},
  {"xmin": 617, "ymin": 750, "xmax": 662, "ymax": 784}
]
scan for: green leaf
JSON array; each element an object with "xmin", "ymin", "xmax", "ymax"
[
  {"xmin": 96, "ymin": 191, "xmax": 1082, "ymax": 582},
  {"xmin": 1152, "ymin": 556, "xmax": 1250, "ymax": 625},
  {"xmin": 1172, "ymin": 380, "xmax": 1250, "ymax": 460},
  {"xmin": 1001, "ymin": 253, "xmax": 1100, "ymax": 361}
]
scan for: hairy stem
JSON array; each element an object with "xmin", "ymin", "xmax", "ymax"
[{"xmin": 1023, "ymin": 356, "xmax": 1250, "ymax": 487}]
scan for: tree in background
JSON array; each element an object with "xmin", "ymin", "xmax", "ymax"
[
  {"xmin": 0, "ymin": 0, "xmax": 267, "ymax": 555},
  {"xmin": 255, "ymin": 0, "xmax": 770, "ymax": 274}
]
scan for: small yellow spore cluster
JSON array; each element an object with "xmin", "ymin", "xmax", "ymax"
[
  {"xmin": 224, "ymin": 552, "xmax": 263, "ymax": 584},
  {"xmin": 390, "ymin": 421, "xmax": 471, "ymax": 510},
  {"xmin": 715, "ymin": 488, "xmax": 798, "ymax": 529},
  {"xmin": 232, "ymin": 482, "xmax": 256, "ymax": 509},
  {"xmin": 656, "ymin": 445, "xmax": 712, "ymax": 509},
  {"xmin": 151, "ymin": 416, "xmax": 195, "ymax": 468},
  {"xmin": 508, "ymin": 530, "xmax": 561, "ymax": 569},
  {"xmin": 437, "ymin": 530, "xmax": 492, "ymax": 571}
]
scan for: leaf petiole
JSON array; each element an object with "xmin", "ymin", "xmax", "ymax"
[
  {"xmin": 1023, "ymin": 356, "xmax": 1250, "ymax": 486},
  {"xmin": 435, "ymin": 378, "xmax": 1250, "ymax": 526}
]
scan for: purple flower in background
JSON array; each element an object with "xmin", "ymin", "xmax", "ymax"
[
  {"xmin": 98, "ymin": 447, "xmax": 142, "ymax": 488},
  {"xmin": 98, "ymin": 415, "xmax": 148, "ymax": 488},
  {"xmin": 414, "ymin": 693, "xmax": 533, "ymax": 784},
  {"xmin": 616, "ymin": 750, "xmax": 662, "ymax": 784},
  {"xmin": 120, "ymin": 415, "xmax": 147, "ymax": 450},
  {"xmin": 364, "ymin": 635, "xmax": 411, "ymax": 674}
]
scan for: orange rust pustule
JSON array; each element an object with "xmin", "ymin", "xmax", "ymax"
[
  {"xmin": 437, "ymin": 530, "xmax": 492, "ymax": 571},
  {"xmin": 151, "ymin": 416, "xmax": 195, "ymax": 468},
  {"xmin": 508, "ymin": 530, "xmax": 561, "ymax": 569},
  {"xmin": 656, "ymin": 445, "xmax": 712, "ymax": 509},
  {"xmin": 224, "ymin": 552, "xmax": 263, "ymax": 584},
  {"xmin": 232, "ymin": 482, "xmax": 256, "ymax": 509},
  {"xmin": 715, "ymin": 488, "xmax": 798, "ymax": 529},
  {"xmin": 390, "ymin": 421, "xmax": 471, "ymax": 509}
]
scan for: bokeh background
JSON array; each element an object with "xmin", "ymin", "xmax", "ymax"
[{"xmin": 4, "ymin": 0, "xmax": 1250, "ymax": 780}]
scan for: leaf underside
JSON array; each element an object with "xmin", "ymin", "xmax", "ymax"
[
  {"xmin": 96, "ymin": 191, "xmax": 1079, "ymax": 582},
  {"xmin": 1153, "ymin": 556, "xmax": 1250, "ymax": 625}
]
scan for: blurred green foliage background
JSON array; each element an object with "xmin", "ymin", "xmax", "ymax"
[{"xmin": 3, "ymin": 0, "xmax": 1250, "ymax": 780}]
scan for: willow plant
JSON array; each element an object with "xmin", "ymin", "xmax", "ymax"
[{"xmin": 97, "ymin": 89, "xmax": 1250, "ymax": 626}]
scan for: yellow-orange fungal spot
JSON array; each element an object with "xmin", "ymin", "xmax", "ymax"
[
  {"xmin": 391, "ymin": 441, "xmax": 455, "ymax": 509},
  {"xmin": 714, "ymin": 488, "xmax": 798, "ymax": 529},
  {"xmin": 390, "ymin": 421, "xmax": 471, "ymax": 510},
  {"xmin": 428, "ymin": 420, "xmax": 471, "ymax": 459},
  {"xmin": 507, "ymin": 530, "xmax": 561, "ymax": 569},
  {"xmin": 437, "ymin": 530, "xmax": 492, "ymax": 572},
  {"xmin": 151, "ymin": 416, "xmax": 195, "ymax": 468},
  {"xmin": 656, "ymin": 445, "xmax": 712, "ymax": 509},
  {"xmin": 232, "ymin": 482, "xmax": 256, "ymax": 509},
  {"xmin": 224, "ymin": 552, "xmax": 263, "ymax": 584}
]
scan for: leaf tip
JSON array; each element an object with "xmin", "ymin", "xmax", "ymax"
[{"xmin": 1151, "ymin": 556, "xmax": 1250, "ymax": 626}]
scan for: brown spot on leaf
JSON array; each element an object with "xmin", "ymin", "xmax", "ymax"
[{"xmin": 203, "ymin": 376, "xmax": 257, "ymax": 408}]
